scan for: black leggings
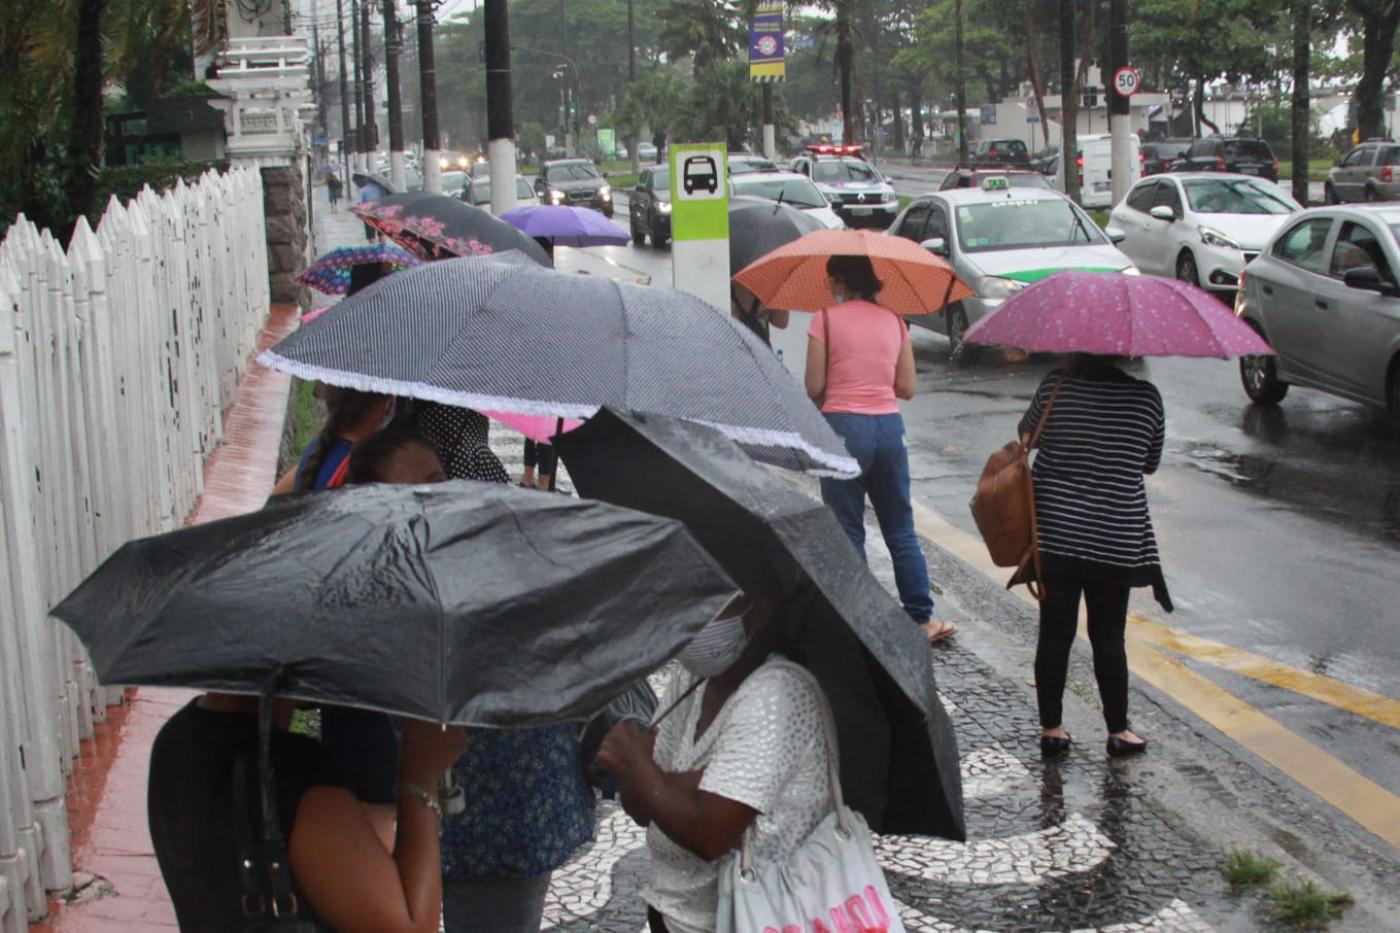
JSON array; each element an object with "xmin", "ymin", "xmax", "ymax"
[
  {"xmin": 647, "ymin": 907, "xmax": 670, "ymax": 933},
  {"xmin": 523, "ymin": 439, "xmax": 557, "ymax": 475},
  {"xmin": 1035, "ymin": 571, "xmax": 1132, "ymax": 734}
]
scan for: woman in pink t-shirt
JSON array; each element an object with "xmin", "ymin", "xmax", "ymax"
[{"xmin": 805, "ymin": 255, "xmax": 955, "ymax": 643}]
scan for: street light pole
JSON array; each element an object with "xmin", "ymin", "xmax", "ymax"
[
  {"xmin": 1108, "ymin": 0, "xmax": 1131, "ymax": 206},
  {"xmin": 415, "ymin": 0, "xmax": 442, "ymax": 193},
  {"xmin": 954, "ymin": 0, "xmax": 969, "ymax": 163},
  {"xmin": 1059, "ymin": 0, "xmax": 1080, "ymax": 204},
  {"xmin": 351, "ymin": 0, "xmax": 367, "ymax": 173},
  {"xmin": 361, "ymin": 0, "xmax": 378, "ymax": 167},
  {"xmin": 485, "ymin": 0, "xmax": 519, "ymax": 215},
  {"xmin": 337, "ymin": 0, "xmax": 353, "ymax": 181},
  {"xmin": 383, "ymin": 0, "xmax": 406, "ymax": 190}
]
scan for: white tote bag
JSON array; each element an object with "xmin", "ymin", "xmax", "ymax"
[{"xmin": 715, "ymin": 663, "xmax": 905, "ymax": 933}]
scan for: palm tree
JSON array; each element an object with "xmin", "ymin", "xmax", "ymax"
[{"xmin": 659, "ymin": 0, "xmax": 745, "ymax": 73}]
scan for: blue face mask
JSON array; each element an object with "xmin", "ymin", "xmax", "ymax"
[{"xmin": 677, "ymin": 610, "xmax": 750, "ymax": 678}]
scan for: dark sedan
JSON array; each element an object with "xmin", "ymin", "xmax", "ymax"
[
  {"xmin": 534, "ymin": 159, "xmax": 614, "ymax": 217},
  {"xmin": 629, "ymin": 166, "xmax": 672, "ymax": 247}
]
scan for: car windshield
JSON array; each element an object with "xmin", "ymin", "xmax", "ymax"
[
  {"xmin": 812, "ymin": 158, "xmax": 879, "ymax": 183},
  {"xmin": 651, "ymin": 169, "xmax": 672, "ymax": 197},
  {"xmin": 1149, "ymin": 141, "xmax": 1191, "ymax": 158},
  {"xmin": 730, "ymin": 157, "xmax": 777, "ymax": 174},
  {"xmin": 954, "ymin": 198, "xmax": 1104, "ymax": 252},
  {"xmin": 984, "ymin": 140, "xmax": 1028, "ymax": 157},
  {"xmin": 1224, "ymin": 140, "xmax": 1273, "ymax": 161},
  {"xmin": 549, "ymin": 162, "xmax": 600, "ymax": 181},
  {"xmin": 1183, "ymin": 179, "xmax": 1294, "ymax": 214},
  {"xmin": 441, "ymin": 172, "xmax": 466, "ymax": 189},
  {"xmin": 469, "ymin": 178, "xmax": 534, "ymax": 204},
  {"xmin": 733, "ymin": 176, "xmax": 826, "ymax": 208}
]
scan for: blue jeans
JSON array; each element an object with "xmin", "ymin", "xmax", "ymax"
[{"xmin": 819, "ymin": 412, "xmax": 934, "ymax": 622}]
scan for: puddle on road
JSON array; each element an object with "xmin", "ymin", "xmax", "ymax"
[{"xmin": 1180, "ymin": 441, "xmax": 1276, "ymax": 491}]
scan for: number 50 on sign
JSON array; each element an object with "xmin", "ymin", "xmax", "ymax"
[{"xmin": 1113, "ymin": 66, "xmax": 1140, "ymax": 97}]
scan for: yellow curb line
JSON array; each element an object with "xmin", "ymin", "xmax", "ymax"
[{"xmin": 907, "ymin": 499, "xmax": 1400, "ymax": 852}]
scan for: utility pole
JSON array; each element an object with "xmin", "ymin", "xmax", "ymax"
[
  {"xmin": 762, "ymin": 85, "xmax": 776, "ymax": 160},
  {"xmin": 1059, "ymin": 0, "xmax": 1080, "ymax": 204},
  {"xmin": 383, "ymin": 0, "xmax": 406, "ymax": 189},
  {"xmin": 337, "ymin": 0, "xmax": 353, "ymax": 181},
  {"xmin": 362, "ymin": 0, "xmax": 378, "ymax": 169},
  {"xmin": 416, "ymin": 0, "xmax": 442, "ymax": 193},
  {"xmin": 559, "ymin": 0, "xmax": 572, "ymax": 156},
  {"xmin": 351, "ymin": 0, "xmax": 366, "ymax": 173},
  {"xmin": 628, "ymin": 0, "xmax": 640, "ymax": 170},
  {"xmin": 954, "ymin": 0, "xmax": 969, "ymax": 163},
  {"xmin": 1291, "ymin": 0, "xmax": 1310, "ymax": 206},
  {"xmin": 1108, "ymin": 0, "xmax": 1130, "ymax": 205},
  {"xmin": 485, "ymin": 0, "xmax": 519, "ymax": 215}
]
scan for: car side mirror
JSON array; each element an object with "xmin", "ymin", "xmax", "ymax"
[
  {"xmin": 1104, "ymin": 225, "xmax": 1128, "ymax": 244},
  {"xmin": 920, "ymin": 237, "xmax": 949, "ymax": 256},
  {"xmin": 1149, "ymin": 205, "xmax": 1176, "ymax": 221},
  {"xmin": 1343, "ymin": 265, "xmax": 1400, "ymax": 296}
]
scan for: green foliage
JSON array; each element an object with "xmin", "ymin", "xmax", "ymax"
[
  {"xmin": 1239, "ymin": 100, "xmax": 1328, "ymax": 157},
  {"xmin": 1266, "ymin": 880, "xmax": 1354, "ymax": 929},
  {"xmin": 1222, "ymin": 850, "xmax": 1280, "ymax": 888},
  {"xmin": 89, "ymin": 160, "xmax": 229, "ymax": 219},
  {"xmin": 660, "ymin": 0, "xmax": 746, "ymax": 73}
]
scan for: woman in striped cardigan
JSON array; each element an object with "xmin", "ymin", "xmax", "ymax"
[{"xmin": 1018, "ymin": 354, "xmax": 1169, "ymax": 760}]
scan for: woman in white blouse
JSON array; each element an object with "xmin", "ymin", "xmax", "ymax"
[{"xmin": 595, "ymin": 597, "xmax": 834, "ymax": 933}]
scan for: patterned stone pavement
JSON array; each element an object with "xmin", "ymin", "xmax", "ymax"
[{"xmin": 478, "ymin": 437, "xmax": 1239, "ymax": 933}]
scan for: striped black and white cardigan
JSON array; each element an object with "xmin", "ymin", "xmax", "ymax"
[{"xmin": 1018, "ymin": 364, "xmax": 1172, "ymax": 610}]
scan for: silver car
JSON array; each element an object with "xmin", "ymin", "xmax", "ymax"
[
  {"xmin": 1324, "ymin": 140, "xmax": 1400, "ymax": 204},
  {"xmin": 1234, "ymin": 204, "xmax": 1400, "ymax": 414},
  {"xmin": 886, "ymin": 183, "xmax": 1137, "ymax": 353}
]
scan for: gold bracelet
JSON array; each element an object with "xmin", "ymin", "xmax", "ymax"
[{"xmin": 396, "ymin": 782, "xmax": 443, "ymax": 820}]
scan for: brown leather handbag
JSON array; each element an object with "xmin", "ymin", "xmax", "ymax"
[{"xmin": 968, "ymin": 378, "xmax": 1062, "ymax": 601}]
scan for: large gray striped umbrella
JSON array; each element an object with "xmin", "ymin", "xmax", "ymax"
[{"xmin": 259, "ymin": 255, "xmax": 858, "ymax": 477}]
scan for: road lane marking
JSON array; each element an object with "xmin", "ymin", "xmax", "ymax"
[{"xmin": 907, "ymin": 497, "xmax": 1400, "ymax": 852}]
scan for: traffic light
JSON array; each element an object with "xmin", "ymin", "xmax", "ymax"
[{"xmin": 1082, "ymin": 86, "xmax": 1099, "ymax": 109}]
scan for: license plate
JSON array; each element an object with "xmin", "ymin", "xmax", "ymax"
[
  {"xmin": 1240, "ymin": 166, "xmax": 1259, "ymax": 174},
  {"xmin": 851, "ymin": 207, "xmax": 872, "ymax": 216},
  {"xmin": 1094, "ymin": 182, "xmax": 1111, "ymax": 191}
]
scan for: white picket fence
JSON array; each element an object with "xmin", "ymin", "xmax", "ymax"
[{"xmin": 0, "ymin": 167, "xmax": 271, "ymax": 930}]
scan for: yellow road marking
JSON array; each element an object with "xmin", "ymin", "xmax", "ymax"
[{"xmin": 908, "ymin": 497, "xmax": 1400, "ymax": 850}]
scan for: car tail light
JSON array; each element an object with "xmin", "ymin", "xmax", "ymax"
[
  {"xmin": 1076, "ymin": 155, "xmax": 1084, "ymax": 168},
  {"xmin": 1139, "ymin": 151, "xmax": 1146, "ymax": 163},
  {"xmin": 1384, "ymin": 166, "xmax": 1394, "ymax": 183},
  {"xmin": 1162, "ymin": 159, "xmax": 1171, "ymax": 169},
  {"xmin": 1216, "ymin": 157, "xmax": 1227, "ymax": 170}
]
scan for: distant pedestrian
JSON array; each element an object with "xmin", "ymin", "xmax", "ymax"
[
  {"xmin": 358, "ymin": 178, "xmax": 388, "ymax": 241},
  {"xmin": 327, "ymin": 172, "xmax": 344, "ymax": 211},
  {"xmin": 805, "ymin": 254, "xmax": 954, "ymax": 643},
  {"xmin": 1017, "ymin": 354, "xmax": 1168, "ymax": 760}
]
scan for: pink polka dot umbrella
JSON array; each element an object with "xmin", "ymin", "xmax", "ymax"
[{"xmin": 961, "ymin": 271, "xmax": 1276, "ymax": 358}]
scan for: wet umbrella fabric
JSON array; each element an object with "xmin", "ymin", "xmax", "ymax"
[
  {"xmin": 727, "ymin": 196, "xmax": 825, "ymax": 273},
  {"xmin": 51, "ymin": 480, "xmax": 739, "ymax": 727},
  {"xmin": 733, "ymin": 228, "xmax": 973, "ymax": 316},
  {"xmin": 295, "ymin": 243, "xmax": 423, "ymax": 295},
  {"xmin": 352, "ymin": 172, "xmax": 399, "ymax": 195},
  {"xmin": 355, "ymin": 193, "xmax": 551, "ymax": 266},
  {"xmin": 962, "ymin": 270, "xmax": 1276, "ymax": 358},
  {"xmin": 555, "ymin": 408, "xmax": 964, "ymax": 839},
  {"xmin": 500, "ymin": 205, "xmax": 631, "ymax": 247},
  {"xmin": 258, "ymin": 256, "xmax": 859, "ymax": 478}
]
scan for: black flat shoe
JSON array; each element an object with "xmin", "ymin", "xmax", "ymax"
[
  {"xmin": 1040, "ymin": 734, "xmax": 1073, "ymax": 758},
  {"xmin": 1106, "ymin": 735, "xmax": 1148, "ymax": 758}
]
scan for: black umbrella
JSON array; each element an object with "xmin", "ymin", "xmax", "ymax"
[
  {"xmin": 51, "ymin": 480, "xmax": 739, "ymax": 727},
  {"xmin": 555, "ymin": 409, "xmax": 964, "ymax": 839},
  {"xmin": 352, "ymin": 172, "xmax": 400, "ymax": 195},
  {"xmin": 258, "ymin": 256, "xmax": 859, "ymax": 478},
  {"xmin": 354, "ymin": 193, "xmax": 551, "ymax": 266},
  {"xmin": 728, "ymin": 196, "xmax": 826, "ymax": 273}
]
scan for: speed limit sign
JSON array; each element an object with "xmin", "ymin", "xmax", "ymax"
[{"xmin": 1113, "ymin": 66, "xmax": 1141, "ymax": 97}]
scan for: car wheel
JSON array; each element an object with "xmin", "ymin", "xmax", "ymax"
[
  {"xmin": 1176, "ymin": 251, "xmax": 1200, "ymax": 287},
  {"xmin": 1365, "ymin": 184, "xmax": 1379, "ymax": 202},
  {"xmin": 947, "ymin": 303, "xmax": 970, "ymax": 360},
  {"xmin": 630, "ymin": 214, "xmax": 646, "ymax": 246},
  {"xmin": 1239, "ymin": 323, "xmax": 1289, "ymax": 405},
  {"xmin": 1324, "ymin": 182, "xmax": 1338, "ymax": 205}
]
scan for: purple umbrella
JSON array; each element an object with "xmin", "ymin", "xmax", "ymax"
[
  {"xmin": 963, "ymin": 271, "xmax": 1276, "ymax": 358},
  {"xmin": 499, "ymin": 205, "xmax": 631, "ymax": 248}
]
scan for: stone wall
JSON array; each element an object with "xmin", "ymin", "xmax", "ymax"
[{"xmin": 262, "ymin": 163, "xmax": 310, "ymax": 308}]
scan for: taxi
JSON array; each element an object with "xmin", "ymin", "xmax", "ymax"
[
  {"xmin": 789, "ymin": 144, "xmax": 899, "ymax": 228},
  {"xmin": 885, "ymin": 177, "xmax": 1137, "ymax": 353}
]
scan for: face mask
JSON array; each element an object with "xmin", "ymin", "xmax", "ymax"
[{"xmin": 677, "ymin": 610, "xmax": 750, "ymax": 678}]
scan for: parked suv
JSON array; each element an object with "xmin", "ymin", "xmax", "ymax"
[
  {"xmin": 534, "ymin": 159, "xmax": 614, "ymax": 216},
  {"xmin": 1324, "ymin": 139, "xmax": 1400, "ymax": 203},
  {"xmin": 1141, "ymin": 138, "xmax": 1193, "ymax": 176},
  {"xmin": 969, "ymin": 138, "xmax": 1032, "ymax": 167},
  {"xmin": 1175, "ymin": 135, "xmax": 1278, "ymax": 182}
]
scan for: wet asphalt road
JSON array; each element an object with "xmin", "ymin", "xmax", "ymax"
[{"xmin": 580, "ymin": 225, "xmax": 1400, "ymax": 805}]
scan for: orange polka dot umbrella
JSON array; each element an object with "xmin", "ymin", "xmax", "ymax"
[{"xmin": 732, "ymin": 229, "xmax": 973, "ymax": 316}]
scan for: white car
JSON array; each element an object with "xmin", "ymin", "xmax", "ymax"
[
  {"xmin": 729, "ymin": 172, "xmax": 845, "ymax": 230},
  {"xmin": 1110, "ymin": 173, "xmax": 1301, "ymax": 293},
  {"xmin": 887, "ymin": 181, "xmax": 1138, "ymax": 353}
]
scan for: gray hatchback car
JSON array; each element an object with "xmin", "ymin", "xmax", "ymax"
[
  {"xmin": 1234, "ymin": 204, "xmax": 1400, "ymax": 414},
  {"xmin": 1324, "ymin": 140, "xmax": 1400, "ymax": 203}
]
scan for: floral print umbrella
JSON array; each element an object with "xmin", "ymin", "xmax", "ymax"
[
  {"xmin": 353, "ymin": 193, "xmax": 551, "ymax": 266},
  {"xmin": 962, "ymin": 271, "xmax": 1276, "ymax": 358},
  {"xmin": 294, "ymin": 244, "xmax": 423, "ymax": 296}
]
